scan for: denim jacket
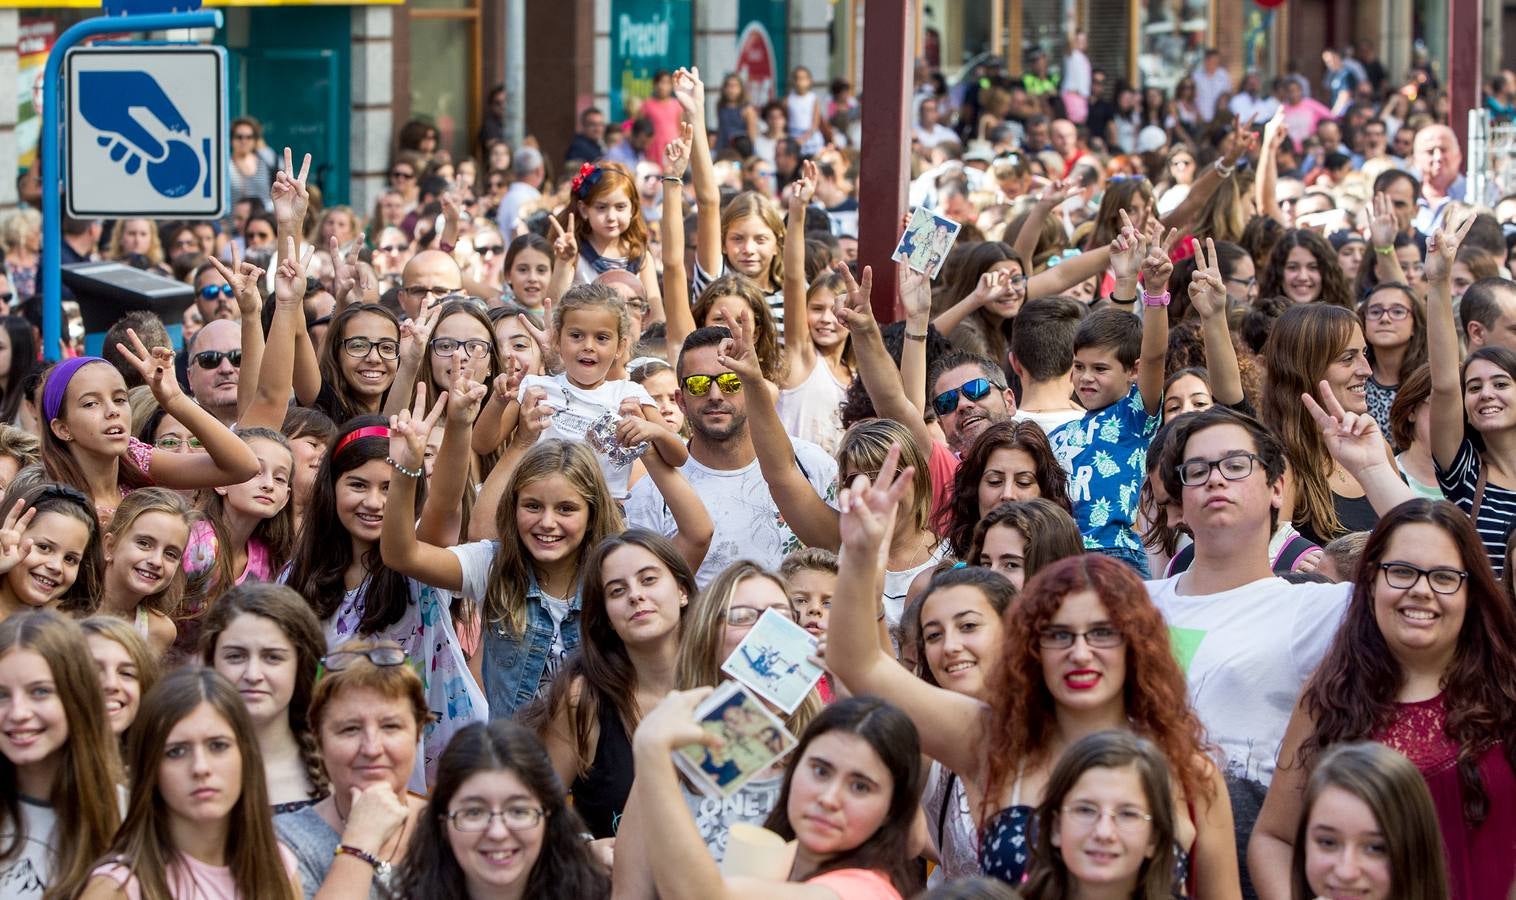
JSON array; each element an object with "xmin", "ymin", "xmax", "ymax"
[{"xmin": 482, "ymin": 575, "xmax": 580, "ymax": 717}]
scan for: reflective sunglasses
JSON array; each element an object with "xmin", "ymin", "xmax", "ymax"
[
  {"xmin": 193, "ymin": 349, "xmax": 242, "ymax": 369},
  {"xmin": 200, "ymin": 284, "xmax": 235, "ymax": 301},
  {"xmin": 931, "ymin": 378, "xmax": 993, "ymax": 416},
  {"xmin": 681, "ymin": 372, "xmax": 742, "ymax": 396}
]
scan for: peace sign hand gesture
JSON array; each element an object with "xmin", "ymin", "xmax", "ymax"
[
  {"xmin": 1109, "ymin": 209, "xmax": 1147, "ymax": 282},
  {"xmin": 548, "ymin": 214, "xmax": 578, "ymax": 263},
  {"xmin": 837, "ymin": 442, "xmax": 916, "ymax": 570},
  {"xmin": 1188, "ymin": 238, "xmax": 1228, "ymax": 320},
  {"xmin": 1425, "ymin": 210, "xmax": 1477, "ymax": 285},
  {"xmin": 271, "ymin": 147, "xmax": 312, "ymax": 237},
  {"xmin": 791, "ymin": 159, "xmax": 819, "ymax": 208},
  {"xmin": 1301, "ymin": 379, "xmax": 1390, "ymax": 479},
  {"xmin": 1141, "ymin": 224, "xmax": 1180, "ymax": 290},
  {"xmin": 117, "ymin": 327, "xmax": 183, "ymax": 407},
  {"xmin": 714, "ymin": 307, "xmax": 766, "ymax": 386},
  {"xmin": 446, "ymin": 367, "xmax": 487, "ymax": 427},
  {"xmin": 388, "ymin": 383, "xmax": 448, "ymax": 472},
  {"xmin": 515, "ymin": 386, "xmax": 553, "ymax": 446},
  {"xmin": 273, "ymin": 235, "xmax": 311, "ymax": 309},
  {"xmin": 0, "ymin": 499, "xmax": 36, "ymax": 577},
  {"xmin": 399, "ymin": 301, "xmax": 441, "ymax": 369},
  {"xmin": 207, "ymin": 241, "xmax": 267, "ymax": 318},
  {"xmin": 664, "ymin": 122, "xmax": 693, "ymax": 180}
]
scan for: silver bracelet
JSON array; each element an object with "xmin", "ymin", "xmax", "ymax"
[
  {"xmin": 386, "ymin": 456, "xmax": 423, "ymax": 479},
  {"xmin": 1214, "ymin": 159, "xmax": 1235, "ymax": 179}
]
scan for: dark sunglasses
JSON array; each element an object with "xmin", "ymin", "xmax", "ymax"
[
  {"xmin": 475, "ymin": 244, "xmax": 505, "ymax": 257},
  {"xmin": 390, "ymin": 169, "xmax": 415, "ymax": 180},
  {"xmin": 682, "ymin": 372, "xmax": 742, "ymax": 396},
  {"xmin": 193, "ymin": 349, "xmax": 242, "ymax": 369},
  {"xmin": 200, "ymin": 284, "xmax": 235, "ymax": 300},
  {"xmin": 932, "ymin": 378, "xmax": 993, "ymax": 416}
]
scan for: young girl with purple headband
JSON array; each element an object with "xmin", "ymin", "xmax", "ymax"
[{"xmin": 38, "ymin": 332, "xmax": 259, "ymax": 525}]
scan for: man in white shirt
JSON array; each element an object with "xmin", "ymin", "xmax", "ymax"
[
  {"xmin": 1191, "ymin": 49, "xmax": 1233, "ymax": 122},
  {"xmin": 1145, "ymin": 408, "xmax": 1350, "ymax": 888},
  {"xmin": 1228, "ymin": 72, "xmax": 1279, "ymax": 124},
  {"xmin": 495, "ymin": 147, "xmax": 544, "ymax": 235},
  {"xmin": 913, "ymin": 96, "xmax": 959, "ymax": 151},
  {"xmin": 1009, "ymin": 298, "xmax": 1086, "ymax": 435},
  {"xmin": 626, "ymin": 327, "xmax": 836, "ymax": 587}
]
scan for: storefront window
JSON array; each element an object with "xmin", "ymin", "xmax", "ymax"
[{"xmin": 1136, "ymin": 0, "xmax": 1209, "ymax": 90}]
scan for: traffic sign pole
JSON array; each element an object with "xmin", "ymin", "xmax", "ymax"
[{"xmin": 41, "ymin": 9, "xmax": 224, "ymax": 362}]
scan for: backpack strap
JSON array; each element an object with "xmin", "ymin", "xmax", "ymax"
[
  {"xmin": 1273, "ymin": 535, "xmax": 1319, "ymax": 573},
  {"xmin": 1472, "ymin": 454, "xmax": 1490, "ymax": 522}
]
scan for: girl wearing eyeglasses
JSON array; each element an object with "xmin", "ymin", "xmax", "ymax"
[
  {"xmin": 0, "ymin": 482, "xmax": 103, "ymax": 622},
  {"xmin": 37, "ymin": 340, "xmax": 259, "ymax": 528},
  {"xmin": 390, "ymin": 721, "xmax": 610, "ymax": 900},
  {"xmin": 314, "ymin": 303, "xmax": 403, "ymax": 425},
  {"xmin": 1249, "ymin": 499, "xmax": 1516, "ymax": 899},
  {"xmin": 525, "ymin": 531, "xmax": 696, "ymax": 841},
  {"xmin": 273, "ymin": 639, "xmax": 429, "ymax": 898},
  {"xmin": 1022, "ymin": 730, "xmax": 1179, "ymax": 899},
  {"xmin": 826, "ymin": 455, "xmax": 1240, "ymax": 897},
  {"xmin": 1358, "ymin": 283, "xmax": 1426, "ymax": 438},
  {"xmin": 78, "ymin": 668, "xmax": 301, "ymax": 900}
]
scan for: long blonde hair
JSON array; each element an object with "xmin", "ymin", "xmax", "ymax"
[
  {"xmin": 105, "ymin": 487, "xmax": 194, "ymax": 619},
  {"xmin": 485, "ymin": 441, "xmax": 625, "ymax": 636},
  {"xmin": 720, "ymin": 191, "xmax": 786, "ymax": 289},
  {"xmin": 837, "ymin": 419, "xmax": 933, "ymax": 534}
]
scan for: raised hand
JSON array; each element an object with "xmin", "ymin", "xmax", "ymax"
[
  {"xmin": 0, "ymin": 499, "xmax": 36, "ymax": 577},
  {"xmin": 1036, "ymin": 176, "xmax": 1079, "ymax": 208},
  {"xmin": 399, "ymin": 301, "xmax": 440, "ymax": 369},
  {"xmin": 340, "ymin": 784, "xmax": 410, "ymax": 857},
  {"xmin": 632, "ymin": 686, "xmax": 720, "ymax": 756},
  {"xmin": 207, "ymin": 241, "xmax": 267, "ymax": 318},
  {"xmin": 831, "ymin": 262, "xmax": 878, "ymax": 335},
  {"xmin": 1221, "ymin": 114, "xmax": 1259, "ymax": 167},
  {"xmin": 714, "ymin": 308, "xmax": 765, "ymax": 384},
  {"xmin": 1141, "ymin": 224, "xmax": 1179, "ymax": 290},
  {"xmin": 1425, "ymin": 210, "xmax": 1476, "ymax": 285},
  {"xmin": 270, "ymin": 147, "xmax": 312, "ymax": 237},
  {"xmin": 837, "ymin": 442, "xmax": 916, "ymax": 567},
  {"xmin": 446, "ymin": 367, "xmax": 487, "ymax": 427},
  {"xmin": 672, "ymin": 67, "xmax": 706, "ymax": 119},
  {"xmin": 899, "ymin": 262, "xmax": 932, "ymax": 322},
  {"xmin": 1109, "ymin": 209, "xmax": 1146, "ymax": 282},
  {"xmin": 388, "ymin": 382, "xmax": 448, "ymax": 471},
  {"xmin": 1368, "ymin": 192, "xmax": 1399, "ymax": 249},
  {"xmin": 664, "ymin": 122, "xmax": 693, "ymax": 179},
  {"xmin": 1301, "ymin": 379, "xmax": 1391, "ymax": 478},
  {"xmin": 517, "ymin": 296, "xmax": 553, "ymax": 358},
  {"xmin": 548, "ymin": 214, "xmax": 578, "ymax": 263},
  {"xmin": 792, "ymin": 159, "xmax": 819, "ymax": 207},
  {"xmin": 1188, "ymin": 238, "xmax": 1227, "ymax": 319},
  {"xmin": 117, "ymin": 328, "xmax": 182, "ymax": 406},
  {"xmin": 273, "ymin": 235, "xmax": 306, "ymax": 309},
  {"xmin": 515, "ymin": 386, "xmax": 553, "ymax": 445}
]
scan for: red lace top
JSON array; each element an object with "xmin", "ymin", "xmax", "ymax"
[{"xmin": 1373, "ymin": 694, "xmax": 1516, "ymax": 900}]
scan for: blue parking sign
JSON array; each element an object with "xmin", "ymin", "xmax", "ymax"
[{"xmin": 65, "ymin": 46, "xmax": 228, "ymax": 219}]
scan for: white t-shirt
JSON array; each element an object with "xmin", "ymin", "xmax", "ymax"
[
  {"xmin": 520, "ymin": 372, "xmax": 656, "ymax": 500},
  {"xmin": 1011, "ymin": 407, "xmax": 1086, "ymax": 437},
  {"xmin": 625, "ymin": 441, "xmax": 839, "ymax": 588},
  {"xmin": 777, "ymin": 360, "xmax": 849, "ymax": 455},
  {"xmin": 1146, "ymin": 574, "xmax": 1349, "ymax": 790},
  {"xmin": 882, "ymin": 542, "xmax": 951, "ymax": 628},
  {"xmin": 684, "ymin": 771, "xmax": 784, "ymax": 863},
  {"xmin": 0, "ymin": 799, "xmax": 55, "ymax": 899},
  {"xmin": 914, "ymin": 123, "xmax": 959, "ymax": 150}
]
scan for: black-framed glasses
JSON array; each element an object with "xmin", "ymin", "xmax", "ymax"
[
  {"xmin": 430, "ymin": 338, "xmax": 492, "ymax": 359},
  {"xmin": 1038, "ymin": 626, "xmax": 1124, "ymax": 650},
  {"xmin": 445, "ymin": 805, "xmax": 545, "ymax": 832},
  {"xmin": 1365, "ymin": 304, "xmax": 1410, "ymax": 321},
  {"xmin": 728, "ymin": 606, "xmax": 798, "ymax": 627},
  {"xmin": 932, "ymin": 378, "xmax": 994, "ymax": 416},
  {"xmin": 199, "ymin": 284, "xmax": 234, "ymax": 301},
  {"xmin": 342, "ymin": 337, "xmax": 401, "ymax": 360},
  {"xmin": 1379, "ymin": 563, "xmax": 1467, "ymax": 594},
  {"xmin": 193, "ymin": 349, "xmax": 242, "ymax": 369},
  {"xmin": 1176, "ymin": 452, "xmax": 1261, "ymax": 487},
  {"xmin": 682, "ymin": 372, "xmax": 742, "ymax": 396},
  {"xmin": 322, "ymin": 645, "xmax": 407, "ymax": 672}
]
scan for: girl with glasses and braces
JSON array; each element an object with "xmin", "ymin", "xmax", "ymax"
[
  {"xmin": 313, "ymin": 304, "xmax": 403, "ymax": 425},
  {"xmin": 1251, "ymin": 499, "xmax": 1516, "ymax": 900},
  {"xmin": 825, "ymin": 451, "xmax": 1240, "ymax": 896}
]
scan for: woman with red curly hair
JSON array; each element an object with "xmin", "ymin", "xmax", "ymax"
[
  {"xmin": 826, "ymin": 446, "xmax": 1240, "ymax": 897},
  {"xmin": 1249, "ymin": 499, "xmax": 1516, "ymax": 900}
]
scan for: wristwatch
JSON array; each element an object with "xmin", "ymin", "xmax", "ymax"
[{"xmin": 336, "ymin": 845, "xmax": 392, "ymax": 879}]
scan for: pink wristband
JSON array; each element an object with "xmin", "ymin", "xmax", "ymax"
[{"xmin": 1142, "ymin": 290, "xmax": 1171, "ymax": 308}]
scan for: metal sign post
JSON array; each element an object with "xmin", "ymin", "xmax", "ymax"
[{"xmin": 41, "ymin": 7, "xmax": 225, "ymax": 361}]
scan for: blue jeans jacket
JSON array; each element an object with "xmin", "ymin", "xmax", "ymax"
[{"xmin": 482, "ymin": 578, "xmax": 580, "ymax": 718}]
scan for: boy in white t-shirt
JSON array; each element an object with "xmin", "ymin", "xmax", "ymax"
[{"xmin": 516, "ymin": 283, "xmax": 687, "ymax": 499}]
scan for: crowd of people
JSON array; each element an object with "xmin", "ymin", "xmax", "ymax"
[{"xmin": 0, "ymin": 39, "xmax": 1514, "ymax": 900}]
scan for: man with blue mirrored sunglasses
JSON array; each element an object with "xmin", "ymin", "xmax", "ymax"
[{"xmin": 927, "ymin": 350, "xmax": 1016, "ymax": 455}]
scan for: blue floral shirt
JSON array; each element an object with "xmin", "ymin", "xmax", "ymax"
[{"xmin": 1048, "ymin": 384, "xmax": 1160, "ymax": 553}]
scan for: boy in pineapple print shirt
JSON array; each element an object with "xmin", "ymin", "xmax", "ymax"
[{"xmin": 1049, "ymin": 221, "xmax": 1173, "ymax": 576}]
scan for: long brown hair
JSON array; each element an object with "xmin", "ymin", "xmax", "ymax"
[
  {"xmin": 719, "ymin": 191, "xmax": 786, "ymax": 289},
  {"xmin": 1359, "ymin": 282, "xmax": 1428, "ymax": 387},
  {"xmin": 693, "ymin": 274, "xmax": 784, "ymax": 382},
  {"xmin": 190, "ymin": 427, "xmax": 295, "ymax": 607},
  {"xmin": 1258, "ymin": 229, "xmax": 1353, "ymax": 309},
  {"xmin": 1261, "ymin": 303, "xmax": 1361, "ymax": 540},
  {"xmin": 529, "ymin": 530, "xmax": 694, "ymax": 776},
  {"xmin": 0, "ymin": 610, "xmax": 121, "ymax": 900},
  {"xmin": 942, "ymin": 419, "xmax": 1071, "ymax": 556},
  {"xmin": 315, "ymin": 304, "xmax": 400, "ymax": 424},
  {"xmin": 40, "ymin": 360, "xmax": 150, "ymax": 503},
  {"xmin": 1298, "ymin": 500, "xmax": 1516, "ymax": 826},
  {"xmin": 573, "ymin": 162, "xmax": 649, "ymax": 262},
  {"xmin": 104, "ymin": 667, "xmax": 295, "ymax": 900},
  {"xmin": 981, "ymin": 556, "xmax": 1214, "ymax": 823},
  {"xmin": 104, "ymin": 486, "xmax": 193, "ymax": 619},
  {"xmin": 79, "ymin": 614, "xmax": 161, "ymax": 752}
]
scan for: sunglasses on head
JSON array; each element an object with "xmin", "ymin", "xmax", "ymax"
[
  {"xmin": 194, "ymin": 349, "xmax": 242, "ymax": 369},
  {"xmin": 932, "ymin": 378, "xmax": 993, "ymax": 416},
  {"xmin": 200, "ymin": 284, "xmax": 234, "ymax": 300},
  {"xmin": 682, "ymin": 372, "xmax": 742, "ymax": 396},
  {"xmin": 321, "ymin": 645, "xmax": 407, "ymax": 673}
]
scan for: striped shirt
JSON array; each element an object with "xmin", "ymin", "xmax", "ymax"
[{"xmin": 1436, "ymin": 438, "xmax": 1516, "ymax": 577}]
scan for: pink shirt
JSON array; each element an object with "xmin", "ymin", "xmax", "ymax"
[
  {"xmin": 183, "ymin": 519, "xmax": 272, "ymax": 585},
  {"xmin": 91, "ymin": 845, "xmax": 298, "ymax": 899},
  {"xmin": 1281, "ymin": 99, "xmax": 1334, "ymax": 150},
  {"xmin": 641, "ymin": 96, "xmax": 685, "ymax": 165},
  {"xmin": 806, "ymin": 869, "xmax": 902, "ymax": 900}
]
